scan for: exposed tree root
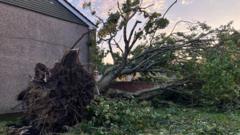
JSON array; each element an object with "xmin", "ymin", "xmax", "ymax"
[{"xmin": 8, "ymin": 50, "xmax": 95, "ymax": 135}]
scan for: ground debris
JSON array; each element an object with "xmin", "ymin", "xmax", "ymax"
[{"xmin": 9, "ymin": 50, "xmax": 95, "ymax": 135}]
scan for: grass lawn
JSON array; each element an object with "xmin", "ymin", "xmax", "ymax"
[
  {"xmin": 65, "ymin": 98, "xmax": 240, "ymax": 135},
  {"xmin": 0, "ymin": 113, "xmax": 20, "ymax": 135},
  {"xmin": 1, "ymin": 99, "xmax": 240, "ymax": 135}
]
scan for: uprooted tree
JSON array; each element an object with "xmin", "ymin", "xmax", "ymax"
[
  {"xmin": 84, "ymin": 0, "xmax": 214, "ymax": 93},
  {"xmin": 9, "ymin": 1, "xmax": 240, "ymax": 134},
  {"xmin": 9, "ymin": 50, "xmax": 95, "ymax": 134}
]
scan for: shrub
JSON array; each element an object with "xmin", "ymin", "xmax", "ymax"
[
  {"xmin": 65, "ymin": 97, "xmax": 240, "ymax": 135},
  {"xmin": 78, "ymin": 97, "xmax": 159, "ymax": 135},
  {"xmin": 199, "ymin": 40, "xmax": 240, "ymax": 108}
]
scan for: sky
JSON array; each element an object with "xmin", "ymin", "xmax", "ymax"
[
  {"xmin": 67, "ymin": 0, "xmax": 240, "ymax": 63},
  {"xmin": 67, "ymin": 0, "xmax": 240, "ymax": 30}
]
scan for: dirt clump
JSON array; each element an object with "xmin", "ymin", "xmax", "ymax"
[{"xmin": 10, "ymin": 49, "xmax": 95, "ymax": 135}]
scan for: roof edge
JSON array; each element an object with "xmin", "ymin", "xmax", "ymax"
[{"xmin": 58, "ymin": 0, "xmax": 97, "ymax": 29}]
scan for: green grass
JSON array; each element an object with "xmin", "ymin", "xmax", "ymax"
[
  {"xmin": 0, "ymin": 122, "xmax": 6, "ymax": 135},
  {"xmin": 1, "ymin": 99, "xmax": 240, "ymax": 135},
  {"xmin": 0, "ymin": 114, "xmax": 20, "ymax": 135},
  {"xmin": 65, "ymin": 98, "xmax": 240, "ymax": 135}
]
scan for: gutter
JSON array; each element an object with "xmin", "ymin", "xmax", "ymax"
[{"xmin": 58, "ymin": 0, "xmax": 97, "ymax": 29}]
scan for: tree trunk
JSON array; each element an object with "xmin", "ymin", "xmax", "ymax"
[
  {"xmin": 97, "ymin": 71, "xmax": 119, "ymax": 93},
  {"xmin": 97, "ymin": 63, "xmax": 127, "ymax": 94}
]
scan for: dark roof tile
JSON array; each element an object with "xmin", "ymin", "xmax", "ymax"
[{"xmin": 0, "ymin": 0, "xmax": 87, "ymax": 25}]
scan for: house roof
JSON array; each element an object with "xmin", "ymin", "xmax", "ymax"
[{"xmin": 0, "ymin": 0, "xmax": 96, "ymax": 29}]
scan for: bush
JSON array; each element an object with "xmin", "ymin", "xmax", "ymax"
[
  {"xmin": 78, "ymin": 97, "xmax": 159, "ymax": 135},
  {"xmin": 199, "ymin": 40, "xmax": 240, "ymax": 109},
  {"xmin": 65, "ymin": 97, "xmax": 240, "ymax": 135}
]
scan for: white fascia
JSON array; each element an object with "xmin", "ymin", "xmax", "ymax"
[{"xmin": 58, "ymin": 0, "xmax": 97, "ymax": 29}]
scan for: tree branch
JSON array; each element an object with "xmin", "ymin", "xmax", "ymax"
[
  {"xmin": 129, "ymin": 32, "xmax": 143, "ymax": 50},
  {"xmin": 128, "ymin": 20, "xmax": 142, "ymax": 43},
  {"xmin": 71, "ymin": 30, "xmax": 95, "ymax": 49},
  {"xmin": 169, "ymin": 20, "xmax": 196, "ymax": 36},
  {"xmin": 117, "ymin": 2, "xmax": 126, "ymax": 20},
  {"xmin": 120, "ymin": 36, "xmax": 213, "ymax": 76},
  {"xmin": 113, "ymin": 39, "xmax": 124, "ymax": 54},
  {"xmin": 123, "ymin": 8, "xmax": 138, "ymax": 54},
  {"xmin": 123, "ymin": 25, "xmax": 129, "ymax": 49},
  {"xmin": 108, "ymin": 33, "xmax": 118, "ymax": 64},
  {"xmin": 162, "ymin": 0, "xmax": 178, "ymax": 18}
]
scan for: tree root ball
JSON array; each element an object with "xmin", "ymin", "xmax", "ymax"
[{"xmin": 14, "ymin": 49, "xmax": 95, "ymax": 134}]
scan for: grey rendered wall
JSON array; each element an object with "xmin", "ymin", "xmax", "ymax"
[{"xmin": 0, "ymin": 3, "xmax": 90, "ymax": 114}]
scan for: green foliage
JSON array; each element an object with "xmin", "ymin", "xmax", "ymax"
[
  {"xmin": 0, "ymin": 115, "xmax": 20, "ymax": 134},
  {"xmin": 91, "ymin": 45, "xmax": 108, "ymax": 73},
  {"xmin": 0, "ymin": 122, "xmax": 7, "ymax": 135},
  {"xmin": 122, "ymin": 0, "xmax": 140, "ymax": 13},
  {"xmin": 170, "ymin": 25, "xmax": 240, "ymax": 108},
  {"xmin": 97, "ymin": 0, "xmax": 170, "ymax": 46},
  {"xmin": 144, "ymin": 14, "xmax": 169, "ymax": 34},
  {"xmin": 1, "ymin": 99, "xmax": 240, "ymax": 135},
  {"xmin": 76, "ymin": 98, "xmax": 158, "ymax": 135},
  {"xmin": 98, "ymin": 12, "xmax": 120, "ymax": 38},
  {"xmin": 147, "ymin": 23, "xmax": 240, "ymax": 109},
  {"xmin": 199, "ymin": 38, "xmax": 240, "ymax": 108},
  {"xmin": 65, "ymin": 98, "xmax": 240, "ymax": 135},
  {"xmin": 86, "ymin": 0, "xmax": 240, "ymax": 111}
]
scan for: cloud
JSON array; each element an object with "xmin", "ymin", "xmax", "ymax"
[
  {"xmin": 68, "ymin": 0, "xmax": 165, "ymax": 17},
  {"xmin": 67, "ymin": 0, "xmax": 195, "ymax": 18},
  {"xmin": 181, "ymin": 0, "xmax": 193, "ymax": 5}
]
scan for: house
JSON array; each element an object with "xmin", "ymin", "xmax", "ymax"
[{"xmin": 0, "ymin": 0, "xmax": 96, "ymax": 114}]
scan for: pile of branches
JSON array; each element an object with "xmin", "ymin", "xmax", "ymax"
[
  {"xmin": 8, "ymin": 50, "xmax": 95, "ymax": 134},
  {"xmin": 136, "ymin": 76, "xmax": 204, "ymax": 106},
  {"xmin": 107, "ymin": 76, "xmax": 204, "ymax": 106}
]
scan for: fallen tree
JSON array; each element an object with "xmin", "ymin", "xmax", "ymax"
[
  {"xmin": 8, "ymin": 49, "xmax": 95, "ymax": 135},
  {"xmin": 107, "ymin": 75, "xmax": 204, "ymax": 106},
  {"xmin": 135, "ymin": 77, "xmax": 204, "ymax": 104},
  {"xmin": 82, "ymin": 0, "xmax": 214, "ymax": 94}
]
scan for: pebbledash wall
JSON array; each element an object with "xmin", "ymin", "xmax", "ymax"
[{"xmin": 0, "ymin": 3, "xmax": 90, "ymax": 114}]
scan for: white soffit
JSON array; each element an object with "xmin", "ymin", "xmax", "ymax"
[{"xmin": 58, "ymin": 0, "xmax": 97, "ymax": 29}]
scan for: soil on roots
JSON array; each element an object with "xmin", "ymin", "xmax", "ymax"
[{"xmin": 9, "ymin": 50, "xmax": 95, "ymax": 135}]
